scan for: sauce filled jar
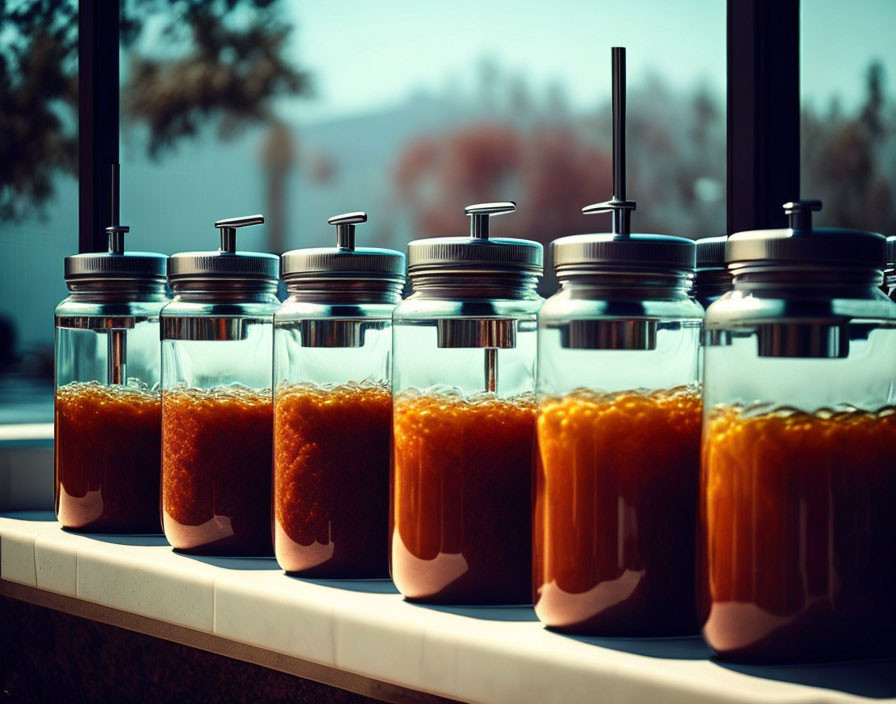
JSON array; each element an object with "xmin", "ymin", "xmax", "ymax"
[
  {"xmin": 701, "ymin": 200, "xmax": 896, "ymax": 662},
  {"xmin": 56, "ymin": 171, "xmax": 168, "ymax": 533},
  {"xmin": 534, "ymin": 217, "xmax": 702, "ymax": 636},
  {"xmin": 695, "ymin": 236, "xmax": 731, "ymax": 308},
  {"xmin": 161, "ymin": 215, "xmax": 278, "ymax": 556},
  {"xmin": 391, "ymin": 202, "xmax": 542, "ymax": 604},
  {"xmin": 273, "ymin": 212, "xmax": 405, "ymax": 577},
  {"xmin": 534, "ymin": 47, "xmax": 704, "ymax": 636}
]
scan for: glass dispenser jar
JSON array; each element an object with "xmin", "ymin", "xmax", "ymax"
[
  {"xmin": 533, "ymin": 210, "xmax": 702, "ymax": 635},
  {"xmin": 391, "ymin": 202, "xmax": 542, "ymax": 604},
  {"xmin": 695, "ymin": 236, "xmax": 731, "ymax": 308},
  {"xmin": 534, "ymin": 46, "xmax": 704, "ymax": 636},
  {"xmin": 161, "ymin": 215, "xmax": 279, "ymax": 555},
  {"xmin": 273, "ymin": 212, "xmax": 405, "ymax": 577},
  {"xmin": 55, "ymin": 183, "xmax": 168, "ymax": 533},
  {"xmin": 701, "ymin": 200, "xmax": 896, "ymax": 662}
]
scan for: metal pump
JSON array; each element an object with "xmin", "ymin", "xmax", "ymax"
[
  {"xmin": 720, "ymin": 198, "xmax": 888, "ymax": 358},
  {"xmin": 435, "ymin": 202, "xmax": 520, "ymax": 393},
  {"xmin": 554, "ymin": 47, "xmax": 696, "ymax": 351},
  {"xmin": 58, "ymin": 163, "xmax": 168, "ymax": 384},
  {"xmin": 759, "ymin": 200, "xmax": 846, "ymax": 358},
  {"xmin": 278, "ymin": 211, "xmax": 405, "ymax": 347},
  {"xmin": 105, "ymin": 164, "xmax": 129, "ymax": 384},
  {"xmin": 164, "ymin": 214, "xmax": 278, "ymax": 341}
]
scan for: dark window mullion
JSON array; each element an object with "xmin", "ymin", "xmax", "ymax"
[
  {"xmin": 727, "ymin": 0, "xmax": 801, "ymax": 233},
  {"xmin": 78, "ymin": 0, "xmax": 120, "ymax": 254}
]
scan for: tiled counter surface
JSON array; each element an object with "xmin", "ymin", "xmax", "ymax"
[{"xmin": 1, "ymin": 512, "xmax": 894, "ymax": 704}]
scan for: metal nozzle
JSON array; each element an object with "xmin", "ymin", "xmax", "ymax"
[
  {"xmin": 328, "ymin": 211, "xmax": 367, "ymax": 251},
  {"xmin": 107, "ymin": 328, "xmax": 127, "ymax": 384},
  {"xmin": 757, "ymin": 322, "xmax": 848, "ymax": 358},
  {"xmin": 465, "ymin": 201, "xmax": 516, "ymax": 240},
  {"xmin": 437, "ymin": 318, "xmax": 517, "ymax": 394},
  {"xmin": 214, "ymin": 214, "xmax": 265, "ymax": 254},
  {"xmin": 783, "ymin": 200, "xmax": 822, "ymax": 231},
  {"xmin": 560, "ymin": 319, "xmax": 657, "ymax": 350}
]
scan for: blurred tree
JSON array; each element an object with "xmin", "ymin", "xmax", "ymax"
[
  {"xmin": 803, "ymin": 60, "xmax": 896, "ymax": 234},
  {"xmin": 395, "ymin": 123, "xmax": 523, "ymax": 237},
  {"xmin": 0, "ymin": 2, "xmax": 79, "ymax": 220},
  {"xmin": 0, "ymin": 0, "xmax": 311, "ymax": 220}
]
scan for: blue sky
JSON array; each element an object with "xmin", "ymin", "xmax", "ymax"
[
  {"xmin": 285, "ymin": 0, "xmax": 727, "ymax": 123},
  {"xmin": 801, "ymin": 0, "xmax": 896, "ymax": 109},
  {"xmin": 283, "ymin": 0, "xmax": 896, "ymax": 123}
]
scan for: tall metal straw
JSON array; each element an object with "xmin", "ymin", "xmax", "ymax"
[{"xmin": 611, "ymin": 47, "xmax": 631, "ymax": 236}]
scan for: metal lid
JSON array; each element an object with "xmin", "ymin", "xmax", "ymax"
[
  {"xmin": 726, "ymin": 201, "xmax": 885, "ymax": 269},
  {"xmin": 281, "ymin": 212, "xmax": 405, "ymax": 281},
  {"xmin": 407, "ymin": 202, "xmax": 543, "ymax": 274},
  {"xmin": 552, "ymin": 227, "xmax": 696, "ymax": 273},
  {"xmin": 696, "ymin": 236, "xmax": 727, "ymax": 269},
  {"xmin": 886, "ymin": 235, "xmax": 896, "ymax": 270},
  {"xmin": 168, "ymin": 215, "xmax": 279, "ymax": 281},
  {"xmin": 65, "ymin": 164, "xmax": 167, "ymax": 282},
  {"xmin": 65, "ymin": 244, "xmax": 167, "ymax": 281}
]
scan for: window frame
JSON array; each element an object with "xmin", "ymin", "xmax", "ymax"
[{"xmin": 77, "ymin": 0, "xmax": 801, "ymax": 253}]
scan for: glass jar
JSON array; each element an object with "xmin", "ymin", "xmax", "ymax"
[
  {"xmin": 701, "ymin": 200, "xmax": 896, "ymax": 662},
  {"xmin": 391, "ymin": 202, "xmax": 542, "ymax": 604},
  {"xmin": 533, "ymin": 201, "xmax": 703, "ymax": 636},
  {"xmin": 55, "ymin": 219, "xmax": 168, "ymax": 533},
  {"xmin": 695, "ymin": 235, "xmax": 731, "ymax": 308},
  {"xmin": 273, "ymin": 212, "xmax": 404, "ymax": 577},
  {"xmin": 161, "ymin": 215, "xmax": 279, "ymax": 556}
]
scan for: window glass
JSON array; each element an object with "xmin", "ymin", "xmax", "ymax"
[
  {"xmin": 0, "ymin": 3, "xmax": 76, "ymax": 421},
  {"xmin": 0, "ymin": 0, "xmax": 727, "ymax": 424},
  {"xmin": 118, "ymin": 0, "xmax": 726, "ymax": 289},
  {"xmin": 801, "ymin": 0, "xmax": 896, "ymax": 233}
]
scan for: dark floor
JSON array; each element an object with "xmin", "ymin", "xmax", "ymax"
[{"xmin": 0, "ymin": 596, "xmax": 377, "ymax": 703}]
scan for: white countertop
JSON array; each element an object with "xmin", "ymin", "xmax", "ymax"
[{"xmin": 1, "ymin": 512, "xmax": 893, "ymax": 704}]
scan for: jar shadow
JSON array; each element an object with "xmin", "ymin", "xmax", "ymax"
[
  {"xmin": 176, "ymin": 553, "xmax": 278, "ymax": 571},
  {"xmin": 556, "ymin": 632, "xmax": 710, "ymax": 660},
  {"xmin": 407, "ymin": 602, "xmax": 539, "ymax": 622},
  {"xmin": 714, "ymin": 658, "xmax": 896, "ymax": 699},
  {"xmin": 67, "ymin": 531, "xmax": 168, "ymax": 547},
  {"xmin": 285, "ymin": 576, "xmax": 399, "ymax": 595}
]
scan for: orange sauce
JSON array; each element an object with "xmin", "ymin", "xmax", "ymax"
[
  {"xmin": 55, "ymin": 381, "xmax": 161, "ymax": 533},
  {"xmin": 391, "ymin": 391, "xmax": 536, "ymax": 604},
  {"xmin": 701, "ymin": 405, "xmax": 896, "ymax": 661},
  {"xmin": 162, "ymin": 386, "xmax": 273, "ymax": 555},
  {"xmin": 274, "ymin": 382, "xmax": 392, "ymax": 577},
  {"xmin": 534, "ymin": 387, "xmax": 702, "ymax": 635}
]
